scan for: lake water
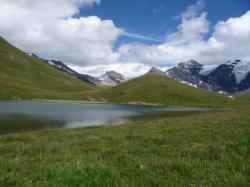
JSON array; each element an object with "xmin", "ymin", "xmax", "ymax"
[{"xmin": 0, "ymin": 101, "xmax": 204, "ymax": 135}]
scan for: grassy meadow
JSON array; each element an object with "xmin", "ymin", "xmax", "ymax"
[
  {"xmin": 0, "ymin": 104, "xmax": 249, "ymax": 186},
  {"xmin": 236, "ymin": 91, "xmax": 250, "ymax": 105}
]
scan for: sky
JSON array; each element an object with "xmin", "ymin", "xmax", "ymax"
[{"xmin": 0, "ymin": 0, "xmax": 250, "ymax": 77}]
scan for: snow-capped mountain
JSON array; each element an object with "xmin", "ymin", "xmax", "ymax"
[
  {"xmin": 200, "ymin": 60, "xmax": 250, "ymax": 93},
  {"xmin": 28, "ymin": 53, "xmax": 127, "ymax": 87},
  {"xmin": 45, "ymin": 60, "xmax": 96, "ymax": 84},
  {"xmin": 47, "ymin": 60, "xmax": 77, "ymax": 75},
  {"xmin": 146, "ymin": 67, "xmax": 167, "ymax": 76},
  {"xmin": 28, "ymin": 52, "xmax": 250, "ymax": 92},
  {"xmin": 28, "ymin": 53, "xmax": 95, "ymax": 84},
  {"xmin": 29, "ymin": 53, "xmax": 79, "ymax": 76},
  {"xmin": 166, "ymin": 59, "xmax": 250, "ymax": 93},
  {"xmin": 166, "ymin": 60, "xmax": 212, "ymax": 90},
  {"xmin": 94, "ymin": 71, "xmax": 127, "ymax": 87},
  {"xmin": 46, "ymin": 60, "xmax": 127, "ymax": 87}
]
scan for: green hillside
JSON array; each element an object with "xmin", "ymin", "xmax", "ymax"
[
  {"xmin": 236, "ymin": 91, "xmax": 250, "ymax": 104},
  {"xmin": 0, "ymin": 36, "xmax": 233, "ymax": 106},
  {"xmin": 92, "ymin": 75, "xmax": 232, "ymax": 107},
  {"xmin": 0, "ymin": 37, "xmax": 96, "ymax": 100}
]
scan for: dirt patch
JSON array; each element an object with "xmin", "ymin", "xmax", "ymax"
[{"xmin": 127, "ymin": 101, "xmax": 161, "ymax": 106}]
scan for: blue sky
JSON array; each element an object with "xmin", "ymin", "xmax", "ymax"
[
  {"xmin": 80, "ymin": 0, "xmax": 250, "ymax": 45},
  {"xmin": 0, "ymin": 0, "xmax": 250, "ymax": 77}
]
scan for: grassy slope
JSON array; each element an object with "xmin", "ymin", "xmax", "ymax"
[
  {"xmin": 0, "ymin": 105, "xmax": 249, "ymax": 186},
  {"xmin": 91, "ymin": 75, "xmax": 232, "ymax": 107},
  {"xmin": 236, "ymin": 91, "xmax": 250, "ymax": 105},
  {"xmin": 0, "ymin": 37, "xmax": 96, "ymax": 100}
]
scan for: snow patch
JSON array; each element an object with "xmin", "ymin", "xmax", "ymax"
[
  {"xmin": 233, "ymin": 61, "xmax": 250, "ymax": 83},
  {"xmin": 199, "ymin": 64, "xmax": 219, "ymax": 76},
  {"xmin": 180, "ymin": 81, "xmax": 198, "ymax": 88},
  {"xmin": 218, "ymin": 91, "xmax": 227, "ymax": 94},
  {"xmin": 48, "ymin": 60, "xmax": 55, "ymax": 66},
  {"xmin": 160, "ymin": 66, "xmax": 170, "ymax": 72},
  {"xmin": 200, "ymin": 60, "xmax": 250, "ymax": 83}
]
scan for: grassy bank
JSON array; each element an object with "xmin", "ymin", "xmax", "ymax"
[
  {"xmin": 236, "ymin": 91, "xmax": 250, "ymax": 105},
  {"xmin": 0, "ymin": 105, "xmax": 249, "ymax": 186}
]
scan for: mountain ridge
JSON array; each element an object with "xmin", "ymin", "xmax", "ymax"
[
  {"xmin": 92, "ymin": 74, "xmax": 231, "ymax": 107},
  {"xmin": 0, "ymin": 36, "xmax": 96, "ymax": 100},
  {"xmin": 32, "ymin": 55, "xmax": 128, "ymax": 87},
  {"xmin": 146, "ymin": 67, "xmax": 166, "ymax": 76},
  {"xmin": 166, "ymin": 59, "xmax": 250, "ymax": 93}
]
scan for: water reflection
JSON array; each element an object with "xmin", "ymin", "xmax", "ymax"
[{"xmin": 0, "ymin": 101, "xmax": 205, "ymax": 135}]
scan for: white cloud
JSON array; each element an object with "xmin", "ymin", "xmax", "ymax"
[
  {"xmin": 203, "ymin": 11, "xmax": 250, "ymax": 62},
  {"xmin": 117, "ymin": 0, "xmax": 211, "ymax": 65},
  {"xmin": 167, "ymin": 12, "xmax": 209, "ymax": 44},
  {"xmin": 0, "ymin": 0, "xmax": 121, "ymax": 66},
  {"xmin": 69, "ymin": 63, "xmax": 151, "ymax": 78},
  {"xmin": 118, "ymin": 1, "xmax": 250, "ymax": 67},
  {"xmin": 167, "ymin": 0, "xmax": 209, "ymax": 44}
]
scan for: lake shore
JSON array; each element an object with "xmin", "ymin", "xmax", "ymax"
[
  {"xmin": 0, "ymin": 100, "xmax": 211, "ymax": 135},
  {"xmin": 0, "ymin": 104, "xmax": 248, "ymax": 186},
  {"xmin": 32, "ymin": 98, "xmax": 164, "ymax": 106}
]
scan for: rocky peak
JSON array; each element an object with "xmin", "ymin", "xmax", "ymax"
[
  {"xmin": 146, "ymin": 67, "xmax": 166, "ymax": 76},
  {"xmin": 95, "ymin": 71, "xmax": 127, "ymax": 87},
  {"xmin": 177, "ymin": 60, "xmax": 203, "ymax": 70}
]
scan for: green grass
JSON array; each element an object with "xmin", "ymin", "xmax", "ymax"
[
  {"xmin": 91, "ymin": 75, "xmax": 232, "ymax": 107},
  {"xmin": 0, "ymin": 105, "xmax": 249, "ymax": 186},
  {"xmin": 0, "ymin": 37, "xmax": 96, "ymax": 100},
  {"xmin": 236, "ymin": 91, "xmax": 250, "ymax": 105}
]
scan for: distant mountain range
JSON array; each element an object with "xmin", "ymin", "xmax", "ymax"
[
  {"xmin": 0, "ymin": 37, "xmax": 231, "ymax": 106},
  {"xmin": 28, "ymin": 54, "xmax": 250, "ymax": 94},
  {"xmin": 141, "ymin": 60, "xmax": 250, "ymax": 94},
  {"xmin": 32, "ymin": 56, "xmax": 127, "ymax": 87},
  {"xmin": 45, "ymin": 60, "xmax": 96, "ymax": 84},
  {"xmin": 166, "ymin": 60, "xmax": 250, "ymax": 94}
]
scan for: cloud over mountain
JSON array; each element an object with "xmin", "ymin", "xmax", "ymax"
[
  {"xmin": 0, "ymin": 0, "xmax": 249, "ymax": 77},
  {"xmin": 118, "ymin": 0, "xmax": 250, "ymax": 67}
]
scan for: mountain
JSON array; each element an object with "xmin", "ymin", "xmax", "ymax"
[
  {"xmin": 42, "ymin": 58, "xmax": 126, "ymax": 87},
  {"xmin": 92, "ymin": 75, "xmax": 231, "ymax": 107},
  {"xmin": 27, "ymin": 54, "xmax": 96, "ymax": 85},
  {"xmin": 94, "ymin": 71, "xmax": 127, "ymax": 87},
  {"xmin": 45, "ymin": 60, "xmax": 96, "ymax": 84},
  {"xmin": 46, "ymin": 60, "xmax": 78, "ymax": 75},
  {"xmin": 166, "ymin": 59, "xmax": 250, "ymax": 93},
  {"xmin": 166, "ymin": 60, "xmax": 212, "ymax": 89},
  {"xmin": 146, "ymin": 67, "xmax": 166, "ymax": 76},
  {"xmin": 0, "ymin": 37, "xmax": 96, "ymax": 100},
  {"xmin": 201, "ymin": 60, "xmax": 250, "ymax": 93}
]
